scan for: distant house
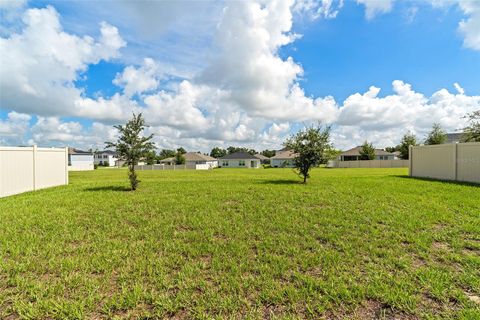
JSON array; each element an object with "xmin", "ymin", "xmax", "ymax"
[
  {"xmin": 338, "ymin": 147, "xmax": 396, "ymax": 161},
  {"xmin": 254, "ymin": 154, "xmax": 270, "ymax": 164},
  {"xmin": 68, "ymin": 148, "xmax": 93, "ymax": 171},
  {"xmin": 218, "ymin": 152, "xmax": 261, "ymax": 168},
  {"xmin": 271, "ymin": 150, "xmax": 297, "ymax": 168},
  {"xmin": 446, "ymin": 132, "xmax": 464, "ymax": 144},
  {"xmin": 159, "ymin": 152, "xmax": 218, "ymax": 169},
  {"xmin": 184, "ymin": 152, "xmax": 218, "ymax": 168},
  {"xmin": 159, "ymin": 157, "xmax": 175, "ymax": 165},
  {"xmin": 94, "ymin": 150, "xmax": 118, "ymax": 167}
]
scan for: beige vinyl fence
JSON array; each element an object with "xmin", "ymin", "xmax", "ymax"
[
  {"xmin": 0, "ymin": 146, "xmax": 69, "ymax": 197},
  {"xmin": 135, "ymin": 164, "xmax": 198, "ymax": 170},
  {"xmin": 327, "ymin": 159, "xmax": 409, "ymax": 168},
  {"xmin": 409, "ymin": 143, "xmax": 480, "ymax": 184}
]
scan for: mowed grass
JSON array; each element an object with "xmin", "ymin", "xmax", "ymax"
[{"xmin": 0, "ymin": 168, "xmax": 479, "ymax": 319}]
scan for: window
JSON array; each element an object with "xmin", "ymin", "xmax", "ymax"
[
  {"xmin": 239, "ymin": 160, "xmax": 245, "ymax": 166},
  {"xmin": 222, "ymin": 161, "xmax": 229, "ymax": 166}
]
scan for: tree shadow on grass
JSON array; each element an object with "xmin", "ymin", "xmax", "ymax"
[
  {"xmin": 390, "ymin": 175, "xmax": 479, "ymax": 187},
  {"xmin": 258, "ymin": 179, "xmax": 303, "ymax": 185},
  {"xmin": 84, "ymin": 186, "xmax": 132, "ymax": 192}
]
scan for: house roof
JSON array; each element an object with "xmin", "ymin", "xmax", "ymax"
[
  {"xmin": 96, "ymin": 150, "xmax": 117, "ymax": 155},
  {"xmin": 68, "ymin": 148, "xmax": 92, "ymax": 155},
  {"xmin": 271, "ymin": 149, "xmax": 297, "ymax": 160},
  {"xmin": 219, "ymin": 152, "xmax": 259, "ymax": 160},
  {"xmin": 183, "ymin": 152, "xmax": 217, "ymax": 161},
  {"xmin": 159, "ymin": 157, "xmax": 175, "ymax": 163},
  {"xmin": 254, "ymin": 154, "xmax": 269, "ymax": 160},
  {"xmin": 446, "ymin": 132, "xmax": 464, "ymax": 143},
  {"xmin": 339, "ymin": 146, "xmax": 395, "ymax": 157}
]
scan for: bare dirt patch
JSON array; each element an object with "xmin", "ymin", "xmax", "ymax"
[
  {"xmin": 431, "ymin": 241, "xmax": 450, "ymax": 251},
  {"xmin": 465, "ymin": 292, "xmax": 480, "ymax": 305}
]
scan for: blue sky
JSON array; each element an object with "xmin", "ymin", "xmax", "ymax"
[
  {"xmin": 286, "ymin": 1, "xmax": 479, "ymax": 101},
  {"xmin": 1, "ymin": 0, "xmax": 479, "ymax": 151}
]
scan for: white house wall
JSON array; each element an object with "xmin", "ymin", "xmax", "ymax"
[
  {"xmin": 271, "ymin": 159, "xmax": 295, "ymax": 168},
  {"xmin": 69, "ymin": 154, "xmax": 94, "ymax": 171},
  {"xmin": 220, "ymin": 159, "xmax": 260, "ymax": 168}
]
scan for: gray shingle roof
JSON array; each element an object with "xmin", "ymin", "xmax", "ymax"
[
  {"xmin": 68, "ymin": 148, "xmax": 92, "ymax": 155},
  {"xmin": 446, "ymin": 132, "xmax": 464, "ymax": 143}
]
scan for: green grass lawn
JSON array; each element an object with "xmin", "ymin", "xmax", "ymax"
[{"xmin": 0, "ymin": 168, "xmax": 479, "ymax": 319}]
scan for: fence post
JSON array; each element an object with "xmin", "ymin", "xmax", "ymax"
[
  {"xmin": 65, "ymin": 147, "xmax": 69, "ymax": 185},
  {"xmin": 409, "ymin": 145, "xmax": 412, "ymax": 176},
  {"xmin": 453, "ymin": 143, "xmax": 458, "ymax": 180},
  {"xmin": 32, "ymin": 145, "xmax": 37, "ymax": 190}
]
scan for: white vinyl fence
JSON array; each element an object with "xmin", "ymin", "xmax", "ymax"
[
  {"xmin": 0, "ymin": 146, "xmax": 69, "ymax": 197},
  {"xmin": 327, "ymin": 159, "xmax": 409, "ymax": 168},
  {"xmin": 409, "ymin": 143, "xmax": 480, "ymax": 184}
]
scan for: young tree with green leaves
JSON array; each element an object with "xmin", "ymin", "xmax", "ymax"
[
  {"xmin": 284, "ymin": 124, "xmax": 332, "ymax": 184},
  {"xmin": 106, "ymin": 113, "xmax": 155, "ymax": 191},
  {"xmin": 425, "ymin": 123, "xmax": 447, "ymax": 145},
  {"xmin": 398, "ymin": 132, "xmax": 417, "ymax": 159},
  {"xmin": 359, "ymin": 141, "xmax": 375, "ymax": 160},
  {"xmin": 462, "ymin": 110, "xmax": 480, "ymax": 142}
]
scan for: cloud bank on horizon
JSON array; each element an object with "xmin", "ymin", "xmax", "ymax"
[{"xmin": 0, "ymin": 0, "xmax": 479, "ymax": 151}]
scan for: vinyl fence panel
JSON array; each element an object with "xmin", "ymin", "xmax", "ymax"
[
  {"xmin": 327, "ymin": 160, "xmax": 409, "ymax": 168},
  {"xmin": 409, "ymin": 143, "xmax": 480, "ymax": 184},
  {"xmin": 0, "ymin": 146, "xmax": 68, "ymax": 197}
]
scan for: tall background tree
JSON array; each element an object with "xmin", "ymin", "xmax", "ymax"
[
  {"xmin": 226, "ymin": 146, "xmax": 256, "ymax": 155},
  {"xmin": 462, "ymin": 110, "xmax": 480, "ymax": 142},
  {"xmin": 176, "ymin": 147, "xmax": 187, "ymax": 155},
  {"xmin": 145, "ymin": 150, "xmax": 158, "ymax": 165},
  {"xmin": 210, "ymin": 147, "xmax": 227, "ymax": 158},
  {"xmin": 398, "ymin": 132, "xmax": 417, "ymax": 159},
  {"xmin": 284, "ymin": 124, "xmax": 332, "ymax": 183},
  {"xmin": 175, "ymin": 152, "xmax": 185, "ymax": 165},
  {"xmin": 359, "ymin": 141, "xmax": 375, "ymax": 160},
  {"xmin": 159, "ymin": 149, "xmax": 176, "ymax": 159},
  {"xmin": 261, "ymin": 149, "xmax": 276, "ymax": 158},
  {"xmin": 425, "ymin": 123, "xmax": 447, "ymax": 145},
  {"xmin": 106, "ymin": 113, "xmax": 155, "ymax": 191}
]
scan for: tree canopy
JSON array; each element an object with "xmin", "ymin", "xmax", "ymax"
[
  {"xmin": 159, "ymin": 149, "xmax": 176, "ymax": 159},
  {"xmin": 359, "ymin": 141, "xmax": 375, "ymax": 160},
  {"xmin": 226, "ymin": 146, "xmax": 256, "ymax": 155},
  {"xmin": 284, "ymin": 124, "xmax": 332, "ymax": 183},
  {"xmin": 261, "ymin": 149, "xmax": 276, "ymax": 158},
  {"xmin": 210, "ymin": 147, "xmax": 227, "ymax": 158},
  {"xmin": 462, "ymin": 110, "xmax": 480, "ymax": 142},
  {"xmin": 425, "ymin": 123, "xmax": 447, "ymax": 145},
  {"xmin": 398, "ymin": 132, "xmax": 418, "ymax": 159},
  {"xmin": 175, "ymin": 153, "xmax": 185, "ymax": 165}
]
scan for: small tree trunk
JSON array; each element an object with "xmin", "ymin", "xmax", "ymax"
[
  {"xmin": 128, "ymin": 164, "xmax": 137, "ymax": 190},
  {"xmin": 303, "ymin": 175, "xmax": 307, "ymax": 184}
]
